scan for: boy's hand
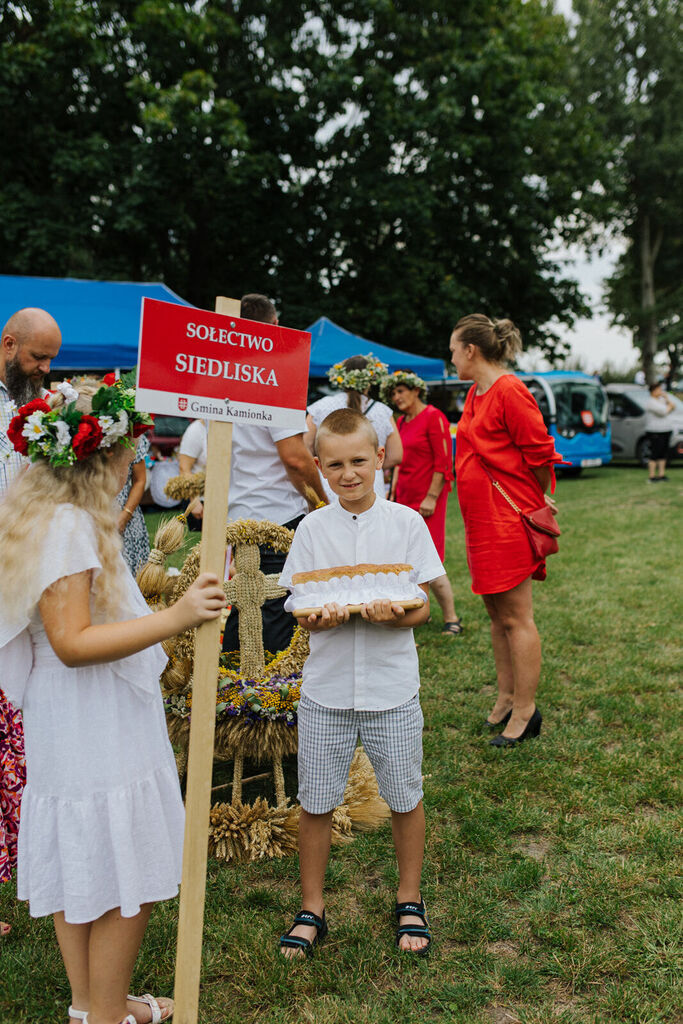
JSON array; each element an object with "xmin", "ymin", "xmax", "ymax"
[
  {"xmin": 297, "ymin": 602, "xmax": 350, "ymax": 632},
  {"xmin": 360, "ymin": 599, "xmax": 406, "ymax": 624}
]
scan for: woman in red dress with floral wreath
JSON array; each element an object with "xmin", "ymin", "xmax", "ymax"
[
  {"xmin": 382, "ymin": 370, "xmax": 463, "ymax": 636},
  {"xmin": 450, "ymin": 315, "xmax": 561, "ymax": 747}
]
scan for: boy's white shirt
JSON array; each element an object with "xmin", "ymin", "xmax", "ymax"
[{"xmin": 280, "ymin": 498, "xmax": 445, "ymax": 711}]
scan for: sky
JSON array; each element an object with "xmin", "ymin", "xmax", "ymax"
[{"xmin": 540, "ymin": 249, "xmax": 638, "ymax": 374}]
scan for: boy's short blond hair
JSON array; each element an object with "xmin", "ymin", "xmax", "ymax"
[{"xmin": 315, "ymin": 407, "xmax": 379, "ymax": 456}]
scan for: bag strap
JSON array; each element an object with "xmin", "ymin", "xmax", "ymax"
[
  {"xmin": 476, "ymin": 457, "xmax": 524, "ymax": 515},
  {"xmin": 466, "ymin": 432, "xmax": 525, "ymax": 515}
]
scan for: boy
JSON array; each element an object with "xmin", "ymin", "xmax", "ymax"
[{"xmin": 278, "ymin": 407, "xmax": 445, "ymax": 958}]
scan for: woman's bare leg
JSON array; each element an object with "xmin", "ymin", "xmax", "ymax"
[
  {"xmin": 429, "ymin": 574, "xmax": 458, "ymax": 623},
  {"xmin": 482, "ymin": 593, "xmax": 515, "ymax": 722},
  {"xmin": 483, "ymin": 579, "xmax": 540, "ymax": 736}
]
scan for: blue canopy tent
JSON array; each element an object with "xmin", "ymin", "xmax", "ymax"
[
  {"xmin": 0, "ymin": 275, "xmax": 192, "ymax": 370},
  {"xmin": 306, "ymin": 316, "xmax": 445, "ymax": 379}
]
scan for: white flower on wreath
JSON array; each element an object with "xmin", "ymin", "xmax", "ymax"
[
  {"xmin": 57, "ymin": 381, "xmax": 80, "ymax": 404},
  {"xmin": 22, "ymin": 412, "xmax": 47, "ymax": 440},
  {"xmin": 98, "ymin": 410, "xmax": 129, "ymax": 447},
  {"xmin": 54, "ymin": 419, "xmax": 72, "ymax": 453}
]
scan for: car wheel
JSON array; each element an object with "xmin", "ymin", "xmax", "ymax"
[{"xmin": 635, "ymin": 437, "xmax": 652, "ymax": 466}]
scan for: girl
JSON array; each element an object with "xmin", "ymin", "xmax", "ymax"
[{"xmin": 0, "ymin": 378, "xmax": 226, "ymax": 1024}]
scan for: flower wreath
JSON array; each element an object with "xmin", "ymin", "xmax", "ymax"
[
  {"xmin": 326, "ymin": 354, "xmax": 388, "ymax": 393},
  {"xmin": 379, "ymin": 369, "xmax": 427, "ymax": 405},
  {"xmin": 7, "ymin": 379, "xmax": 153, "ymax": 467}
]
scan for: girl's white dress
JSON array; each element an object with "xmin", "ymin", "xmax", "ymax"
[{"xmin": 0, "ymin": 505, "xmax": 184, "ymax": 923}]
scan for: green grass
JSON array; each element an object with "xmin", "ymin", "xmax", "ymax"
[{"xmin": 1, "ymin": 466, "xmax": 681, "ymax": 1023}]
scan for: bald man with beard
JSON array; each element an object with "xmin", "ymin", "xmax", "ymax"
[{"xmin": 0, "ymin": 308, "xmax": 62, "ymax": 496}]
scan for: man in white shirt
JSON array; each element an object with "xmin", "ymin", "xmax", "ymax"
[
  {"xmin": 222, "ymin": 294, "xmax": 327, "ymax": 654},
  {"xmin": 0, "ymin": 308, "xmax": 62, "ymax": 497}
]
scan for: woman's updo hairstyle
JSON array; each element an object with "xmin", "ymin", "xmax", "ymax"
[{"xmin": 453, "ymin": 314, "xmax": 523, "ymax": 365}]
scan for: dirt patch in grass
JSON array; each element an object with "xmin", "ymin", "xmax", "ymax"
[
  {"xmin": 487, "ymin": 940, "xmax": 519, "ymax": 959},
  {"xmin": 479, "ymin": 684, "xmax": 496, "ymax": 695},
  {"xmin": 486, "ymin": 1007, "xmax": 521, "ymax": 1023},
  {"xmin": 634, "ymin": 803, "xmax": 661, "ymax": 819},
  {"xmin": 512, "ymin": 836, "xmax": 550, "ymax": 861}
]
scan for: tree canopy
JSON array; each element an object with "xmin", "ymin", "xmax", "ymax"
[
  {"xmin": 0, "ymin": 1, "xmax": 609, "ymax": 360},
  {"xmin": 573, "ymin": 0, "xmax": 683, "ymax": 381}
]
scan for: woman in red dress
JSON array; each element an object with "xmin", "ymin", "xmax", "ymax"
[
  {"xmin": 383, "ymin": 370, "xmax": 463, "ymax": 636},
  {"xmin": 450, "ymin": 315, "xmax": 561, "ymax": 746}
]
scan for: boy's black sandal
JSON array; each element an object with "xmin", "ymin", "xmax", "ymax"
[
  {"xmin": 279, "ymin": 909, "xmax": 328, "ymax": 957},
  {"xmin": 395, "ymin": 897, "xmax": 431, "ymax": 956}
]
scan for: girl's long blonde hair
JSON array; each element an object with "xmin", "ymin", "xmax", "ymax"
[{"xmin": 0, "ymin": 378, "xmax": 132, "ymax": 624}]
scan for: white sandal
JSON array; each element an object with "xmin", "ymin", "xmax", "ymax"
[{"xmin": 127, "ymin": 994, "xmax": 174, "ymax": 1023}]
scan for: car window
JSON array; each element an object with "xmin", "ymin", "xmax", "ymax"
[
  {"xmin": 609, "ymin": 393, "xmax": 642, "ymax": 418},
  {"xmin": 552, "ymin": 381, "xmax": 608, "ymax": 431}
]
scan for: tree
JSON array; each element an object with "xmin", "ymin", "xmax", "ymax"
[
  {"xmin": 0, "ymin": 1, "xmax": 603, "ymax": 363},
  {"xmin": 573, "ymin": 0, "xmax": 683, "ymax": 383},
  {"xmin": 292, "ymin": 0, "xmax": 604, "ymax": 358}
]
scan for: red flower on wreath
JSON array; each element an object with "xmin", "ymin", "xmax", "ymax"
[
  {"xmin": 6, "ymin": 398, "xmax": 51, "ymax": 455},
  {"xmin": 132, "ymin": 417, "xmax": 154, "ymax": 438},
  {"xmin": 71, "ymin": 415, "xmax": 104, "ymax": 458}
]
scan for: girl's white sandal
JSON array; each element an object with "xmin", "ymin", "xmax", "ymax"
[{"xmin": 127, "ymin": 994, "xmax": 174, "ymax": 1023}]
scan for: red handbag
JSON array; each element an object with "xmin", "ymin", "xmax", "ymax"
[{"xmin": 477, "ymin": 459, "xmax": 560, "ymax": 562}]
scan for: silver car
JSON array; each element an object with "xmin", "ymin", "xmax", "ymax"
[{"xmin": 607, "ymin": 384, "xmax": 683, "ymax": 464}]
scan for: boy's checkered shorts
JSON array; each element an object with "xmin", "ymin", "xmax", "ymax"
[{"xmin": 297, "ymin": 693, "xmax": 424, "ymax": 814}]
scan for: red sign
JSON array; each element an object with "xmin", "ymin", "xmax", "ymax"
[{"xmin": 135, "ymin": 298, "xmax": 311, "ymax": 429}]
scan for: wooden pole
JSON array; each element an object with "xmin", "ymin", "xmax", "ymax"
[{"xmin": 173, "ymin": 295, "xmax": 240, "ymax": 1024}]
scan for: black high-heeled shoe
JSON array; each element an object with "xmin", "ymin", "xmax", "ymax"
[
  {"xmin": 489, "ymin": 708, "xmax": 542, "ymax": 747},
  {"xmin": 484, "ymin": 707, "xmax": 513, "ymax": 730}
]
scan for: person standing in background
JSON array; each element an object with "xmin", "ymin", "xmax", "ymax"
[
  {"xmin": 450, "ymin": 314, "xmax": 561, "ymax": 748},
  {"xmin": 0, "ymin": 307, "xmax": 61, "ymax": 938},
  {"xmin": 178, "ymin": 418, "xmax": 208, "ymax": 531},
  {"xmin": 383, "ymin": 370, "xmax": 463, "ymax": 637},
  {"xmin": 305, "ymin": 355, "xmax": 403, "ymax": 500},
  {"xmin": 644, "ymin": 382, "xmax": 675, "ymax": 483},
  {"xmin": 222, "ymin": 294, "xmax": 328, "ymax": 656}
]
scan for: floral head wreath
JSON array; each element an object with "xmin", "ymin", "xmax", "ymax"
[
  {"xmin": 7, "ymin": 378, "xmax": 154, "ymax": 467},
  {"xmin": 379, "ymin": 370, "xmax": 427, "ymax": 404},
  {"xmin": 326, "ymin": 354, "xmax": 389, "ymax": 392}
]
